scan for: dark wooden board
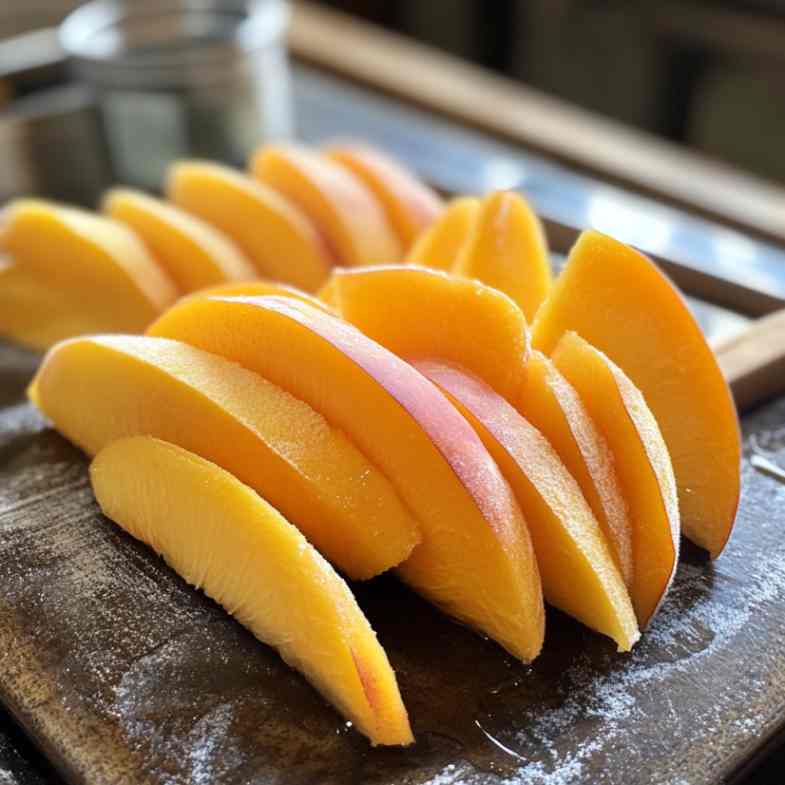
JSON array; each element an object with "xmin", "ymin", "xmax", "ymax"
[{"xmin": 2, "ymin": 338, "xmax": 785, "ymax": 785}]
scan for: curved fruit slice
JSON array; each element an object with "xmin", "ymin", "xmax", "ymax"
[
  {"xmin": 0, "ymin": 264, "xmax": 104, "ymax": 351},
  {"xmin": 551, "ymin": 332, "xmax": 679, "ymax": 628},
  {"xmin": 329, "ymin": 265, "xmax": 530, "ymax": 401},
  {"xmin": 2, "ymin": 199, "xmax": 177, "ymax": 340},
  {"xmin": 316, "ymin": 275, "xmax": 340, "ymax": 307},
  {"xmin": 416, "ymin": 360, "xmax": 638, "ymax": 651},
  {"xmin": 516, "ymin": 351, "xmax": 632, "ymax": 587},
  {"xmin": 103, "ymin": 188, "xmax": 256, "ymax": 292},
  {"xmin": 533, "ymin": 230, "xmax": 740, "ymax": 557},
  {"xmin": 149, "ymin": 296, "xmax": 544, "ymax": 662},
  {"xmin": 181, "ymin": 280, "xmax": 333, "ymax": 313},
  {"xmin": 165, "ymin": 161, "xmax": 332, "ymax": 291},
  {"xmin": 91, "ymin": 436, "xmax": 413, "ymax": 746},
  {"xmin": 406, "ymin": 197, "xmax": 480, "ymax": 270},
  {"xmin": 326, "ymin": 142, "xmax": 443, "ymax": 249},
  {"xmin": 30, "ymin": 335, "xmax": 420, "ymax": 580},
  {"xmin": 453, "ymin": 191, "xmax": 551, "ymax": 322},
  {"xmin": 251, "ymin": 144, "xmax": 401, "ymax": 266}
]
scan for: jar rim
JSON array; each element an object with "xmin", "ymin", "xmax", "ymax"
[{"xmin": 59, "ymin": 0, "xmax": 289, "ymax": 71}]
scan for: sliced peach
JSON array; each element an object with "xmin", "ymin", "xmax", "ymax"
[
  {"xmin": 329, "ymin": 265, "xmax": 530, "ymax": 401},
  {"xmin": 30, "ymin": 335, "xmax": 420, "ymax": 580},
  {"xmin": 148, "ymin": 296, "xmax": 544, "ymax": 662},
  {"xmin": 453, "ymin": 191, "xmax": 551, "ymax": 322},
  {"xmin": 0, "ymin": 264, "xmax": 103, "ymax": 351},
  {"xmin": 103, "ymin": 188, "xmax": 256, "ymax": 292},
  {"xmin": 91, "ymin": 436, "xmax": 412, "ymax": 746},
  {"xmin": 1, "ymin": 199, "xmax": 177, "ymax": 344},
  {"xmin": 406, "ymin": 196, "xmax": 480, "ymax": 270},
  {"xmin": 181, "ymin": 280, "xmax": 333, "ymax": 313},
  {"xmin": 533, "ymin": 230, "xmax": 740, "ymax": 557},
  {"xmin": 416, "ymin": 360, "xmax": 638, "ymax": 651},
  {"xmin": 516, "ymin": 351, "xmax": 633, "ymax": 587},
  {"xmin": 551, "ymin": 332, "xmax": 679, "ymax": 627},
  {"xmin": 326, "ymin": 142, "xmax": 443, "ymax": 249},
  {"xmin": 316, "ymin": 275, "xmax": 340, "ymax": 307},
  {"xmin": 165, "ymin": 161, "xmax": 332, "ymax": 291},
  {"xmin": 251, "ymin": 144, "xmax": 401, "ymax": 266}
]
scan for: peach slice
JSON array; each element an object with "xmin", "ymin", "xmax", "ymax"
[
  {"xmin": 1, "ymin": 199, "xmax": 177, "ymax": 343},
  {"xmin": 148, "ymin": 296, "xmax": 545, "ymax": 662},
  {"xmin": 551, "ymin": 332, "xmax": 679, "ymax": 627},
  {"xmin": 416, "ymin": 360, "xmax": 638, "ymax": 651},
  {"xmin": 30, "ymin": 335, "xmax": 420, "ymax": 580},
  {"xmin": 0, "ymin": 264, "xmax": 104, "ymax": 351},
  {"xmin": 328, "ymin": 265, "xmax": 530, "ymax": 401},
  {"xmin": 251, "ymin": 144, "xmax": 402, "ymax": 266},
  {"xmin": 103, "ymin": 188, "xmax": 256, "ymax": 292},
  {"xmin": 165, "ymin": 161, "xmax": 332, "ymax": 291},
  {"xmin": 533, "ymin": 230, "xmax": 740, "ymax": 557},
  {"xmin": 180, "ymin": 280, "xmax": 333, "ymax": 313},
  {"xmin": 516, "ymin": 351, "xmax": 633, "ymax": 587},
  {"xmin": 453, "ymin": 191, "xmax": 552, "ymax": 322},
  {"xmin": 326, "ymin": 142, "xmax": 444, "ymax": 249},
  {"xmin": 406, "ymin": 197, "xmax": 480, "ymax": 270},
  {"xmin": 91, "ymin": 436, "xmax": 412, "ymax": 746}
]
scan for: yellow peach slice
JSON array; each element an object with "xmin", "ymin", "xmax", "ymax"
[
  {"xmin": 251, "ymin": 144, "xmax": 401, "ymax": 266},
  {"xmin": 91, "ymin": 436, "xmax": 412, "ymax": 746},
  {"xmin": 103, "ymin": 188, "xmax": 256, "ymax": 292},
  {"xmin": 1, "ymin": 199, "xmax": 177, "ymax": 343},
  {"xmin": 533, "ymin": 230, "xmax": 740, "ymax": 557},
  {"xmin": 165, "ymin": 161, "xmax": 332, "ymax": 291},
  {"xmin": 326, "ymin": 142, "xmax": 443, "ymax": 249},
  {"xmin": 0, "ymin": 264, "xmax": 103, "ymax": 351},
  {"xmin": 406, "ymin": 197, "xmax": 480, "ymax": 270},
  {"xmin": 416, "ymin": 360, "xmax": 638, "ymax": 651},
  {"xmin": 516, "ymin": 351, "xmax": 633, "ymax": 587},
  {"xmin": 453, "ymin": 191, "xmax": 552, "ymax": 322},
  {"xmin": 148, "ymin": 296, "xmax": 544, "ymax": 662},
  {"xmin": 180, "ymin": 280, "xmax": 333, "ymax": 313},
  {"xmin": 328, "ymin": 265, "xmax": 530, "ymax": 401},
  {"xmin": 30, "ymin": 335, "xmax": 420, "ymax": 580},
  {"xmin": 551, "ymin": 332, "xmax": 679, "ymax": 627}
]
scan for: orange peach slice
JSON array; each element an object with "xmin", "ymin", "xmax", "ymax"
[
  {"xmin": 165, "ymin": 161, "xmax": 332, "ymax": 291},
  {"xmin": 0, "ymin": 264, "xmax": 103, "ymax": 351},
  {"xmin": 406, "ymin": 197, "xmax": 480, "ymax": 270},
  {"xmin": 328, "ymin": 265, "xmax": 530, "ymax": 401},
  {"xmin": 516, "ymin": 351, "xmax": 633, "ymax": 587},
  {"xmin": 453, "ymin": 191, "xmax": 552, "ymax": 322},
  {"xmin": 180, "ymin": 280, "xmax": 333, "ymax": 313},
  {"xmin": 551, "ymin": 332, "xmax": 679, "ymax": 627},
  {"xmin": 148, "ymin": 296, "xmax": 544, "ymax": 662},
  {"xmin": 30, "ymin": 335, "xmax": 420, "ymax": 580},
  {"xmin": 103, "ymin": 188, "xmax": 256, "ymax": 292},
  {"xmin": 1, "ymin": 199, "xmax": 177, "ymax": 344},
  {"xmin": 91, "ymin": 436, "xmax": 412, "ymax": 746},
  {"xmin": 326, "ymin": 142, "xmax": 443, "ymax": 249},
  {"xmin": 416, "ymin": 360, "xmax": 638, "ymax": 651},
  {"xmin": 533, "ymin": 230, "xmax": 740, "ymax": 557},
  {"xmin": 251, "ymin": 144, "xmax": 401, "ymax": 266}
]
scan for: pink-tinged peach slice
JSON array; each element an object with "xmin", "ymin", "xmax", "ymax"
[
  {"xmin": 149, "ymin": 295, "xmax": 545, "ymax": 662},
  {"xmin": 250, "ymin": 144, "xmax": 402, "ymax": 266}
]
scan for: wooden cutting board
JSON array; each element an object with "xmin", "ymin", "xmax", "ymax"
[{"xmin": 2, "ymin": 337, "xmax": 785, "ymax": 785}]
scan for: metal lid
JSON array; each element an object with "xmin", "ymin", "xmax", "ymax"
[{"xmin": 59, "ymin": 0, "xmax": 289, "ymax": 88}]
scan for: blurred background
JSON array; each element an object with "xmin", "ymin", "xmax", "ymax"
[
  {"xmin": 315, "ymin": 0, "xmax": 785, "ymax": 185},
  {"xmin": 4, "ymin": 0, "xmax": 784, "ymax": 185}
]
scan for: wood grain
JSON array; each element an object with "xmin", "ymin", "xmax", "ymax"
[
  {"xmin": 718, "ymin": 309, "xmax": 785, "ymax": 413},
  {"xmin": 289, "ymin": 2, "xmax": 785, "ymax": 245}
]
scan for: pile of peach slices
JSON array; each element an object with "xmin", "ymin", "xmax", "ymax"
[{"xmin": 6, "ymin": 143, "xmax": 740, "ymax": 747}]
